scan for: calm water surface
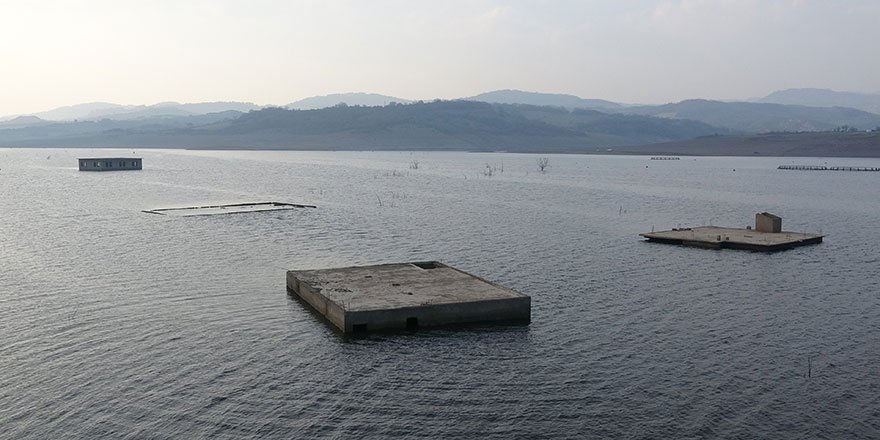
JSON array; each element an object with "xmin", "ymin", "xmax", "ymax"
[{"xmin": 1, "ymin": 149, "xmax": 879, "ymax": 439}]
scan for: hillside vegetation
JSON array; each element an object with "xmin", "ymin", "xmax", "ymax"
[
  {"xmin": 2, "ymin": 99, "xmax": 879, "ymax": 156},
  {"xmin": 622, "ymin": 99, "xmax": 880, "ymax": 132},
  {"xmin": 0, "ymin": 101, "xmax": 724, "ymax": 151}
]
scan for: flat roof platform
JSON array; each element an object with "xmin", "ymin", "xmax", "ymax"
[
  {"xmin": 143, "ymin": 202, "xmax": 315, "ymax": 217},
  {"xmin": 640, "ymin": 226, "xmax": 823, "ymax": 251},
  {"xmin": 286, "ymin": 262, "xmax": 530, "ymax": 333}
]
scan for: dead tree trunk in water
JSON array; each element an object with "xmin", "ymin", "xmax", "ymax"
[{"xmin": 537, "ymin": 157, "xmax": 549, "ymax": 173}]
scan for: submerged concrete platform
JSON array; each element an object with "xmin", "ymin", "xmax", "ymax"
[
  {"xmin": 286, "ymin": 262, "xmax": 530, "ymax": 333},
  {"xmin": 640, "ymin": 226, "xmax": 823, "ymax": 251}
]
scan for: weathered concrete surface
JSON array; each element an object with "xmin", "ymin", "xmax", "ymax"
[
  {"xmin": 755, "ymin": 212, "xmax": 782, "ymax": 233},
  {"xmin": 640, "ymin": 226, "xmax": 823, "ymax": 251},
  {"xmin": 286, "ymin": 262, "xmax": 530, "ymax": 333}
]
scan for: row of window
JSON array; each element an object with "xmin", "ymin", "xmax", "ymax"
[{"xmin": 82, "ymin": 160, "xmax": 140, "ymax": 167}]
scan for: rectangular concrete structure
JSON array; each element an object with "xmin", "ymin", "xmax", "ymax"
[
  {"xmin": 287, "ymin": 262, "xmax": 530, "ymax": 333},
  {"xmin": 640, "ymin": 226, "xmax": 823, "ymax": 251},
  {"xmin": 79, "ymin": 157, "xmax": 142, "ymax": 171},
  {"xmin": 756, "ymin": 212, "xmax": 782, "ymax": 233}
]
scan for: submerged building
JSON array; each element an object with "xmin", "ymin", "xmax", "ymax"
[{"xmin": 78, "ymin": 158, "xmax": 142, "ymax": 171}]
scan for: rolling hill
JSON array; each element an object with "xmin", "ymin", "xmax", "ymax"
[
  {"xmin": 0, "ymin": 101, "xmax": 723, "ymax": 151},
  {"xmin": 621, "ymin": 99, "xmax": 880, "ymax": 133},
  {"xmin": 467, "ymin": 90, "xmax": 622, "ymax": 111},
  {"xmin": 757, "ymin": 88, "xmax": 880, "ymax": 114},
  {"xmin": 286, "ymin": 93, "xmax": 412, "ymax": 110},
  {"xmin": 27, "ymin": 101, "xmax": 261, "ymax": 121}
]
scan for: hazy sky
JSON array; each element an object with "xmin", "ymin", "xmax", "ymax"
[{"xmin": 2, "ymin": 0, "xmax": 879, "ymax": 115}]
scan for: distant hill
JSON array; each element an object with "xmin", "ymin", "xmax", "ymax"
[
  {"xmin": 155, "ymin": 101, "xmax": 262, "ymax": 115},
  {"xmin": 26, "ymin": 101, "xmax": 261, "ymax": 121},
  {"xmin": 33, "ymin": 102, "xmax": 131, "ymax": 121},
  {"xmin": 467, "ymin": 89, "xmax": 622, "ymax": 111},
  {"xmin": 90, "ymin": 106, "xmax": 195, "ymax": 120},
  {"xmin": 758, "ymin": 88, "xmax": 880, "ymax": 114},
  {"xmin": 0, "ymin": 111, "xmax": 244, "ymax": 144},
  {"xmin": 287, "ymin": 93, "xmax": 412, "ymax": 110},
  {"xmin": 621, "ymin": 99, "xmax": 880, "ymax": 133},
  {"xmin": 0, "ymin": 115, "xmax": 49, "ymax": 129},
  {"xmin": 4, "ymin": 100, "xmax": 878, "ymax": 157},
  {"xmin": 0, "ymin": 101, "xmax": 724, "ymax": 151},
  {"xmin": 510, "ymin": 105, "xmax": 725, "ymax": 141},
  {"xmin": 613, "ymin": 132, "xmax": 880, "ymax": 158}
]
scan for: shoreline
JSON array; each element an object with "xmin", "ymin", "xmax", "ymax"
[{"xmin": 2, "ymin": 131, "xmax": 880, "ymax": 158}]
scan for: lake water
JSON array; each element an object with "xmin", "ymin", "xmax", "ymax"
[{"xmin": 1, "ymin": 148, "xmax": 879, "ymax": 439}]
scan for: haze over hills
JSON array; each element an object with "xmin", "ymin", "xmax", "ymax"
[
  {"xmin": 0, "ymin": 101, "xmax": 724, "ymax": 151},
  {"xmin": 31, "ymin": 102, "xmax": 128, "ymax": 121},
  {"xmin": 287, "ymin": 93, "xmax": 412, "ymax": 110},
  {"xmin": 0, "ymin": 115, "xmax": 51, "ymax": 129},
  {"xmin": 465, "ymin": 90, "xmax": 623, "ymax": 111},
  {"xmin": 756, "ymin": 88, "xmax": 880, "ymax": 114},
  {"xmin": 3, "ymin": 88, "xmax": 880, "ymax": 156},
  {"xmin": 9, "ymin": 88, "xmax": 880, "ymax": 124},
  {"xmin": 0, "ymin": 111, "xmax": 245, "ymax": 144},
  {"xmin": 622, "ymin": 99, "xmax": 880, "ymax": 132},
  {"xmin": 28, "ymin": 101, "xmax": 261, "ymax": 121}
]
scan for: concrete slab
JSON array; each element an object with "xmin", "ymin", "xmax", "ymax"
[
  {"xmin": 640, "ymin": 226, "xmax": 823, "ymax": 251},
  {"xmin": 286, "ymin": 262, "xmax": 531, "ymax": 333}
]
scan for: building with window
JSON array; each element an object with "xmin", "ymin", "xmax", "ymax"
[{"xmin": 78, "ymin": 158, "xmax": 142, "ymax": 171}]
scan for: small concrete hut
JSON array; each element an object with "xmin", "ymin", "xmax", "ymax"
[{"xmin": 755, "ymin": 212, "xmax": 782, "ymax": 233}]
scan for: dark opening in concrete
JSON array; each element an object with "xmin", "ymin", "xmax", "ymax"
[
  {"xmin": 352, "ymin": 324, "xmax": 368, "ymax": 333},
  {"xmin": 412, "ymin": 261, "xmax": 440, "ymax": 270},
  {"xmin": 406, "ymin": 317, "xmax": 419, "ymax": 330}
]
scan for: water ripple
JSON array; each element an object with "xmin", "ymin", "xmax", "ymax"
[{"xmin": 1, "ymin": 149, "xmax": 879, "ymax": 439}]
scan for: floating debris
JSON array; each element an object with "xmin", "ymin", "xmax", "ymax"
[{"xmin": 143, "ymin": 202, "xmax": 315, "ymax": 217}]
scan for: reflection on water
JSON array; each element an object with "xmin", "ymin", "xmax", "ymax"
[{"xmin": 1, "ymin": 149, "xmax": 879, "ymax": 439}]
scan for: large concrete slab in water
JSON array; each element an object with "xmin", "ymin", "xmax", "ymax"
[
  {"xmin": 640, "ymin": 226, "xmax": 823, "ymax": 251},
  {"xmin": 286, "ymin": 262, "xmax": 530, "ymax": 333}
]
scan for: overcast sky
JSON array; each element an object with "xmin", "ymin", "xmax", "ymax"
[{"xmin": 2, "ymin": 0, "xmax": 879, "ymax": 115}]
